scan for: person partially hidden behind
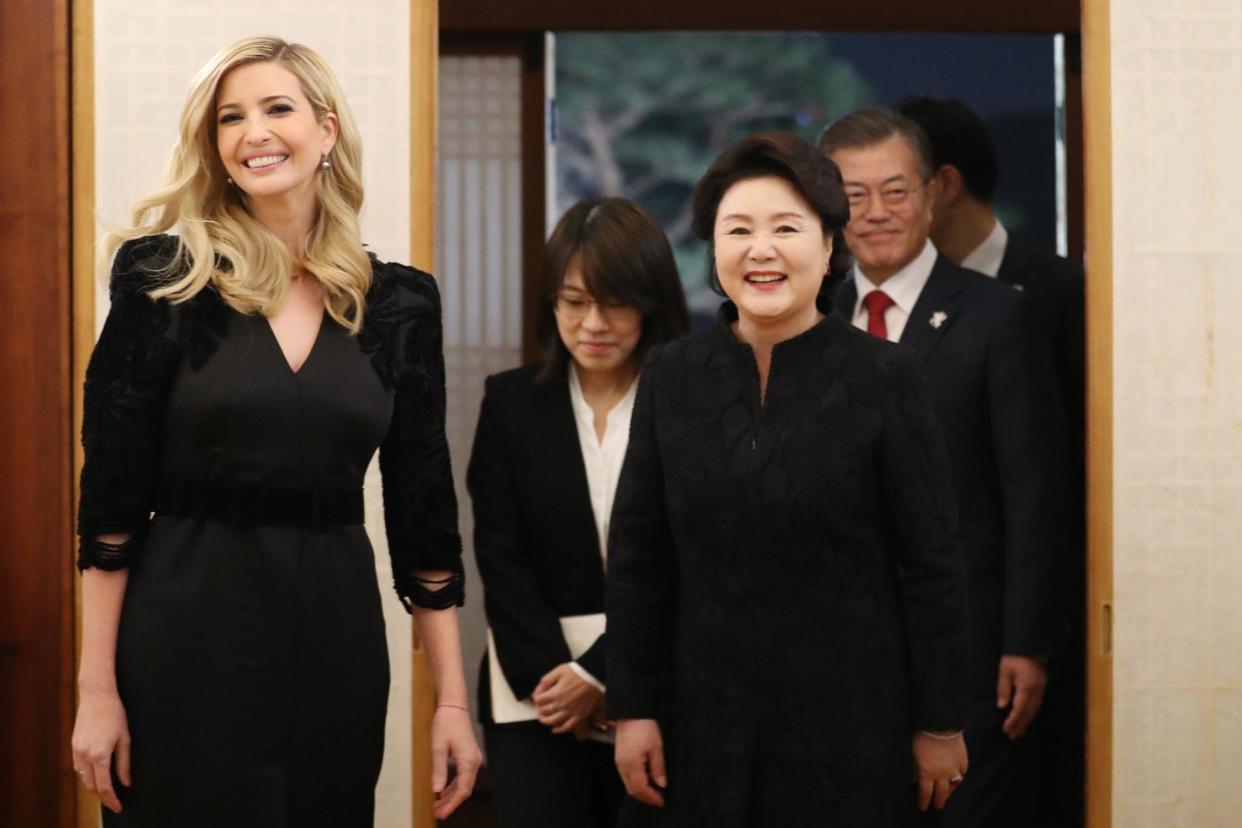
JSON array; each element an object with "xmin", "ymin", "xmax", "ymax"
[
  {"xmin": 897, "ymin": 95, "xmax": 1087, "ymax": 827},
  {"xmin": 607, "ymin": 132, "xmax": 970, "ymax": 827},
  {"xmin": 821, "ymin": 108, "xmax": 1070, "ymax": 828},
  {"xmin": 468, "ymin": 198, "xmax": 688, "ymax": 827}
]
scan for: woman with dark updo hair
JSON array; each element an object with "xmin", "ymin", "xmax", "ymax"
[{"xmin": 606, "ymin": 132, "xmax": 970, "ymax": 826}]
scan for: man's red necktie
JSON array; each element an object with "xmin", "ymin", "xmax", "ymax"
[{"xmin": 863, "ymin": 290, "xmax": 896, "ymax": 340}]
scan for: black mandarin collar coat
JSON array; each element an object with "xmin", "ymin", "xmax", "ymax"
[{"xmin": 606, "ymin": 303, "xmax": 969, "ymax": 827}]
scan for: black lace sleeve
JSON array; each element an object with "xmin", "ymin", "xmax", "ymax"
[
  {"xmin": 77, "ymin": 236, "xmax": 182, "ymax": 570},
  {"xmin": 370, "ymin": 263, "xmax": 465, "ymax": 611}
]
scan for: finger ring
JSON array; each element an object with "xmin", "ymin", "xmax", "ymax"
[
  {"xmin": 77, "ymin": 769, "xmax": 88, "ymax": 776},
  {"xmin": 950, "ymin": 774, "xmax": 965, "ymax": 784}
]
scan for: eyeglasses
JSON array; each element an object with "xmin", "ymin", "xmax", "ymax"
[
  {"xmin": 845, "ymin": 181, "xmax": 924, "ymax": 211},
  {"xmin": 555, "ymin": 294, "xmax": 636, "ymax": 321}
]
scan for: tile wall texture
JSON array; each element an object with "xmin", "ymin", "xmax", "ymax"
[
  {"xmin": 93, "ymin": 2, "xmax": 413, "ymax": 824},
  {"xmin": 1111, "ymin": 1, "xmax": 1242, "ymax": 825}
]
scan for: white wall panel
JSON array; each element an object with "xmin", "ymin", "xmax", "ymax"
[{"xmin": 1111, "ymin": 1, "xmax": 1242, "ymax": 824}]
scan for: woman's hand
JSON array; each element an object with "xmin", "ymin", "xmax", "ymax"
[
  {"xmin": 71, "ymin": 688, "xmax": 131, "ymax": 814},
  {"xmin": 568, "ymin": 697, "xmax": 612, "ymax": 741},
  {"xmin": 912, "ymin": 731, "xmax": 968, "ymax": 811},
  {"xmin": 615, "ymin": 718, "xmax": 666, "ymax": 807},
  {"xmin": 532, "ymin": 663, "xmax": 603, "ymax": 735},
  {"xmin": 429, "ymin": 705, "xmax": 482, "ymax": 820}
]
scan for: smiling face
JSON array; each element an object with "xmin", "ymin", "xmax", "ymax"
[
  {"xmin": 215, "ymin": 61, "xmax": 337, "ymax": 210},
  {"xmin": 713, "ymin": 175, "xmax": 832, "ymax": 338},
  {"xmin": 554, "ymin": 263, "xmax": 643, "ymax": 376},
  {"xmin": 831, "ymin": 134, "xmax": 934, "ymax": 285}
]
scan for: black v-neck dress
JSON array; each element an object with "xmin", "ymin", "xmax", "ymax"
[{"xmin": 76, "ymin": 236, "xmax": 464, "ymax": 828}]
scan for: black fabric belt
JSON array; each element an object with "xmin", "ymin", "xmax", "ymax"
[{"xmin": 153, "ymin": 476, "xmax": 365, "ymax": 529}]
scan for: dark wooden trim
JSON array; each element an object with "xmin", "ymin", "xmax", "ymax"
[
  {"xmin": 518, "ymin": 36, "xmax": 548, "ymax": 365},
  {"xmin": 441, "ymin": 32, "xmax": 528, "ymax": 56},
  {"xmin": 1064, "ymin": 33, "xmax": 1085, "ymax": 263},
  {"xmin": 0, "ymin": 0, "xmax": 77, "ymax": 826},
  {"xmin": 442, "ymin": 0, "xmax": 1079, "ymax": 34}
]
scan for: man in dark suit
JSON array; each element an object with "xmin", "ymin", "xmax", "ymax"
[
  {"xmin": 820, "ymin": 108, "xmax": 1069, "ymax": 828},
  {"xmin": 899, "ymin": 96, "xmax": 1086, "ymax": 828}
]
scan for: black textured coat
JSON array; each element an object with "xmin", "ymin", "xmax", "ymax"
[{"xmin": 606, "ymin": 304, "xmax": 968, "ymax": 827}]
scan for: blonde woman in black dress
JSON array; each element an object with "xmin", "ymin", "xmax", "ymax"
[{"xmin": 70, "ymin": 37, "xmax": 480, "ymax": 826}]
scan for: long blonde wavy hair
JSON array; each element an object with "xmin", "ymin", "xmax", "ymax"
[{"xmin": 101, "ymin": 36, "xmax": 372, "ymax": 332}]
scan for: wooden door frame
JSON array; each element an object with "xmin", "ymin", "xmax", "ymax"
[
  {"xmin": 436, "ymin": 4, "xmax": 1110, "ymax": 828},
  {"xmin": 410, "ymin": 8, "xmax": 438, "ymax": 828},
  {"xmin": 1081, "ymin": 0, "xmax": 1113, "ymax": 825},
  {"xmin": 44, "ymin": 4, "xmax": 1111, "ymax": 827},
  {"xmin": 0, "ymin": 1, "xmax": 77, "ymax": 827},
  {"xmin": 440, "ymin": 0, "xmax": 1080, "ymax": 33}
]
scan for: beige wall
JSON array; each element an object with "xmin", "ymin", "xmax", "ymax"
[
  {"xmin": 93, "ymin": 2, "xmax": 414, "ymax": 825},
  {"xmin": 1110, "ymin": 0, "xmax": 1242, "ymax": 824}
]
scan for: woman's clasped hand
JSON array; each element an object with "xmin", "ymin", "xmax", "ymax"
[{"xmin": 533, "ymin": 663, "xmax": 605, "ymax": 736}]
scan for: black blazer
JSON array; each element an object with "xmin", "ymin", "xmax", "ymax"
[
  {"xmin": 467, "ymin": 365, "xmax": 609, "ymax": 724},
  {"xmin": 998, "ymin": 238, "xmax": 1087, "ymax": 651},
  {"xmin": 836, "ymin": 255, "xmax": 1068, "ymax": 689},
  {"xmin": 997, "ymin": 237, "xmax": 1085, "ymax": 463}
]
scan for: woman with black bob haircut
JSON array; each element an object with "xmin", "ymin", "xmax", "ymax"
[
  {"xmin": 535, "ymin": 198, "xmax": 691, "ymax": 380},
  {"xmin": 607, "ymin": 132, "xmax": 971, "ymax": 826},
  {"xmin": 468, "ymin": 197, "xmax": 688, "ymax": 827}
]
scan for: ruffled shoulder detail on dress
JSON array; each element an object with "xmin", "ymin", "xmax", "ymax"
[
  {"xmin": 110, "ymin": 234, "xmax": 184, "ymax": 291},
  {"xmin": 358, "ymin": 256, "xmax": 443, "ymax": 392},
  {"xmin": 108, "ymin": 234, "xmax": 231, "ymax": 371}
]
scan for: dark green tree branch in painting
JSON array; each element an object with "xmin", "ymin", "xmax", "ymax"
[{"xmin": 556, "ymin": 32, "xmax": 876, "ymax": 302}]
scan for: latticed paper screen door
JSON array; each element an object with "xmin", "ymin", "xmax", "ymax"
[{"xmin": 437, "ymin": 54, "xmax": 526, "ymax": 732}]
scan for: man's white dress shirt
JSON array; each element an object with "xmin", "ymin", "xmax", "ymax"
[
  {"xmin": 850, "ymin": 239, "xmax": 939, "ymax": 343},
  {"xmin": 960, "ymin": 219, "xmax": 1009, "ymax": 279}
]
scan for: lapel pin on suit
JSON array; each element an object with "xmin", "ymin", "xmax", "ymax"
[{"xmin": 930, "ymin": 310, "xmax": 949, "ymax": 330}]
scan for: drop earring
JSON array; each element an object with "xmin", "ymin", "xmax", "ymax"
[{"xmin": 320, "ymin": 154, "xmax": 331, "ymax": 169}]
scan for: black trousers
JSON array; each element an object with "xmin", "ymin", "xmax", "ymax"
[
  {"xmin": 1036, "ymin": 643, "xmax": 1086, "ymax": 826},
  {"xmin": 485, "ymin": 723, "xmax": 660, "ymax": 828},
  {"xmin": 922, "ymin": 699, "xmax": 1040, "ymax": 828}
]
